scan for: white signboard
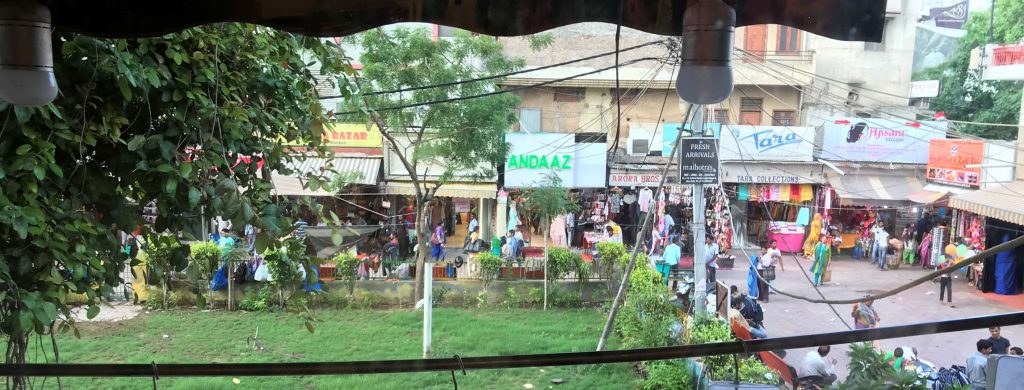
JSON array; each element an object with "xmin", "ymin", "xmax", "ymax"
[
  {"xmin": 909, "ymin": 80, "xmax": 941, "ymax": 98},
  {"xmin": 719, "ymin": 125, "xmax": 816, "ymax": 162},
  {"xmin": 504, "ymin": 132, "xmax": 607, "ymax": 188},
  {"xmin": 982, "ymin": 43, "xmax": 1024, "ymax": 81},
  {"xmin": 820, "ymin": 119, "xmax": 947, "ymax": 164},
  {"xmin": 609, "ymin": 172, "xmax": 663, "ymax": 187}
]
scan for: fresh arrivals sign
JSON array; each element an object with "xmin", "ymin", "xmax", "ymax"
[
  {"xmin": 819, "ymin": 118, "xmax": 946, "ymax": 164},
  {"xmin": 678, "ymin": 138, "xmax": 719, "ymax": 185},
  {"xmin": 504, "ymin": 132, "xmax": 606, "ymax": 188},
  {"xmin": 719, "ymin": 125, "xmax": 815, "ymax": 161},
  {"xmin": 926, "ymin": 139, "xmax": 983, "ymax": 188}
]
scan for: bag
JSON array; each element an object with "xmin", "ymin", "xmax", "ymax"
[
  {"xmin": 763, "ymin": 266, "xmax": 776, "ymax": 281},
  {"xmin": 253, "ymin": 262, "xmax": 269, "ymax": 281},
  {"xmin": 233, "ymin": 262, "xmax": 248, "ymax": 285},
  {"xmin": 430, "ymin": 232, "xmax": 440, "ymax": 245},
  {"xmin": 210, "ymin": 265, "xmax": 229, "ymax": 291}
]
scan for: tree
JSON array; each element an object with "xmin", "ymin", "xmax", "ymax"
[
  {"xmin": 0, "ymin": 24, "xmax": 348, "ymax": 386},
  {"xmin": 923, "ymin": 0, "xmax": 1024, "ymax": 140},
  {"xmin": 520, "ymin": 175, "xmax": 579, "ymax": 310},
  {"xmin": 343, "ymin": 27, "xmax": 535, "ymax": 303}
]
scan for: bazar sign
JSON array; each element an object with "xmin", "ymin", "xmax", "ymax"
[
  {"xmin": 609, "ymin": 173, "xmax": 662, "ymax": 187},
  {"xmin": 819, "ymin": 118, "xmax": 946, "ymax": 164},
  {"xmin": 504, "ymin": 132, "xmax": 606, "ymax": 188},
  {"xmin": 719, "ymin": 125, "xmax": 815, "ymax": 161},
  {"xmin": 506, "ymin": 154, "xmax": 572, "ymax": 170},
  {"xmin": 926, "ymin": 139, "xmax": 983, "ymax": 188},
  {"xmin": 284, "ymin": 123, "xmax": 383, "ymax": 148}
]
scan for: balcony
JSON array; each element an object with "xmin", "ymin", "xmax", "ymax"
[{"xmin": 732, "ymin": 50, "xmax": 816, "ymax": 87}]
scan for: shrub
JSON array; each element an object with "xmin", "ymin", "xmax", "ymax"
[
  {"xmin": 525, "ymin": 287, "xmax": 543, "ymax": 305},
  {"xmin": 546, "ymin": 247, "xmax": 579, "ymax": 282},
  {"xmin": 477, "ymin": 253, "xmax": 503, "ymax": 287},
  {"xmin": 614, "ymin": 261, "xmax": 675, "ymax": 349},
  {"xmin": 189, "ymin": 242, "xmax": 220, "ymax": 277},
  {"xmin": 333, "ymin": 251, "xmax": 362, "ymax": 296},
  {"xmin": 596, "ymin": 242, "xmax": 628, "ymax": 290},
  {"xmin": 238, "ymin": 284, "xmax": 273, "ymax": 312},
  {"xmin": 641, "ymin": 359, "xmax": 698, "ymax": 390},
  {"xmin": 687, "ymin": 316, "xmax": 734, "ymax": 379},
  {"xmin": 552, "ymin": 291, "xmax": 584, "ymax": 308}
]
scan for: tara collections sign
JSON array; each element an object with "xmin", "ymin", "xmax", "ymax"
[
  {"xmin": 678, "ymin": 138, "xmax": 720, "ymax": 185},
  {"xmin": 819, "ymin": 118, "xmax": 947, "ymax": 164}
]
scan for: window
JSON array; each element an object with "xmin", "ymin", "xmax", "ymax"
[
  {"xmin": 438, "ymin": 25, "xmax": 457, "ymax": 38},
  {"xmin": 771, "ymin": 110, "xmax": 796, "ymax": 126},
  {"xmin": 743, "ymin": 25, "xmax": 767, "ymax": 62},
  {"xmin": 610, "ymin": 88, "xmax": 640, "ymax": 104},
  {"xmin": 777, "ymin": 26, "xmax": 801, "ymax": 53},
  {"xmin": 740, "ymin": 98, "xmax": 763, "ymax": 111},
  {"xmin": 553, "ymin": 87, "xmax": 584, "ymax": 102},
  {"xmin": 865, "ymin": 21, "xmax": 888, "ymax": 51},
  {"xmin": 519, "ymin": 108, "xmax": 541, "ymax": 132},
  {"xmin": 713, "ymin": 109, "xmax": 729, "ymax": 125}
]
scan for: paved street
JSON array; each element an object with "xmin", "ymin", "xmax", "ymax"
[{"xmin": 715, "ymin": 248, "xmax": 1023, "ymax": 380}]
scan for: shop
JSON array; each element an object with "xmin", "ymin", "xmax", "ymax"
[
  {"xmin": 950, "ymin": 181, "xmax": 1024, "ymax": 296},
  {"xmin": 503, "ymin": 132, "xmax": 607, "ymax": 248},
  {"xmin": 717, "ymin": 125, "xmax": 822, "ymax": 251}
]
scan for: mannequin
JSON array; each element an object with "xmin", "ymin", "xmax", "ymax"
[{"xmin": 507, "ymin": 199, "xmax": 519, "ymax": 233}]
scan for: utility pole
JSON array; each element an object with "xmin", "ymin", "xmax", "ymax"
[
  {"xmin": 423, "ymin": 256, "xmax": 433, "ymax": 358},
  {"xmin": 690, "ymin": 106, "xmax": 708, "ymax": 317}
]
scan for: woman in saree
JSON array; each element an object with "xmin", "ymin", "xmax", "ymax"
[
  {"xmin": 918, "ymin": 230, "xmax": 932, "ymax": 268},
  {"xmin": 803, "ymin": 213, "xmax": 823, "ymax": 258},
  {"xmin": 810, "ymin": 235, "xmax": 831, "ymax": 286}
]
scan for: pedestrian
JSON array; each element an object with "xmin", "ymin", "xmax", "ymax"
[
  {"xmin": 704, "ymin": 236, "xmax": 720, "ymax": 286},
  {"xmin": 810, "ymin": 235, "xmax": 831, "ymax": 286},
  {"xmin": 967, "ymin": 339, "xmax": 993, "ymax": 390},
  {"xmin": 663, "ymin": 238, "xmax": 682, "ymax": 288},
  {"xmin": 467, "ymin": 213, "xmax": 478, "ymax": 236},
  {"xmin": 244, "ymin": 224, "xmax": 257, "ymax": 255},
  {"xmin": 757, "ymin": 246, "xmax": 772, "ymax": 302},
  {"xmin": 901, "ymin": 225, "xmax": 916, "ymax": 265},
  {"xmin": 938, "ymin": 255, "xmax": 954, "ymax": 305},
  {"xmin": 729, "ymin": 298, "xmax": 767, "ymax": 339},
  {"xmin": 766, "ymin": 239, "xmax": 784, "ymax": 271},
  {"xmin": 799, "ymin": 346, "xmax": 838, "ymax": 386},
  {"xmin": 851, "ymin": 299, "xmax": 880, "ymax": 330},
  {"xmin": 431, "ymin": 221, "xmax": 445, "ymax": 262},
  {"xmin": 565, "ymin": 210, "xmax": 575, "ymax": 248},
  {"xmin": 293, "ymin": 215, "xmax": 308, "ymax": 240},
  {"xmin": 884, "ymin": 347, "xmax": 907, "ymax": 371},
  {"xmin": 872, "ymin": 222, "xmax": 890, "ymax": 270},
  {"xmin": 987, "ymin": 326, "xmax": 1011, "ymax": 355},
  {"xmin": 1010, "ymin": 346, "xmax": 1023, "ymax": 356}
]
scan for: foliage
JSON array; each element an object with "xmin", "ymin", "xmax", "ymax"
[
  {"xmin": 546, "ymin": 247, "xmax": 580, "ymax": 283},
  {"xmin": 597, "ymin": 242, "xmax": 630, "ymax": 290},
  {"xmin": 342, "ymin": 26, "xmax": 533, "ymax": 301},
  {"xmin": 476, "ymin": 253, "xmax": 503, "ymax": 287},
  {"xmin": 189, "ymin": 242, "xmax": 220, "ymax": 278},
  {"xmin": 640, "ymin": 359, "xmax": 698, "ymax": 390},
  {"xmin": 142, "ymin": 233, "xmax": 189, "ymax": 309},
  {"xmin": 333, "ymin": 251, "xmax": 362, "ymax": 296},
  {"xmin": 476, "ymin": 291, "xmax": 489, "ymax": 308},
  {"xmin": 238, "ymin": 284, "xmax": 273, "ymax": 312},
  {"xmin": 551, "ymin": 290, "xmax": 584, "ymax": 308},
  {"xmin": 614, "ymin": 261, "xmax": 675, "ymax": 349},
  {"xmin": 732, "ymin": 356, "xmax": 781, "ymax": 385},
  {"xmin": 328, "ymin": 171, "xmax": 365, "ymax": 193},
  {"xmin": 0, "ymin": 23, "xmax": 350, "ymax": 371},
  {"xmin": 921, "ymin": 0, "xmax": 1024, "ymax": 140},
  {"xmin": 687, "ymin": 315, "xmax": 735, "ymax": 380}
]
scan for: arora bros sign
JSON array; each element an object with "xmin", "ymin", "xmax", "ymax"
[
  {"xmin": 819, "ymin": 118, "xmax": 946, "ymax": 164},
  {"xmin": 504, "ymin": 132, "xmax": 607, "ymax": 188}
]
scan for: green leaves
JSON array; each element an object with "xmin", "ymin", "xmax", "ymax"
[
  {"xmin": 117, "ymin": 76, "xmax": 133, "ymax": 100},
  {"xmin": 127, "ymin": 135, "xmax": 147, "ymax": 151},
  {"xmin": 86, "ymin": 305, "xmax": 100, "ymax": 320},
  {"xmin": 15, "ymin": 144, "xmax": 32, "ymax": 155},
  {"xmin": 188, "ymin": 187, "xmax": 201, "ymax": 207}
]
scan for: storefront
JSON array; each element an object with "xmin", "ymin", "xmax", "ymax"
[
  {"xmin": 950, "ymin": 181, "xmax": 1024, "ymax": 296},
  {"xmin": 717, "ymin": 125, "xmax": 822, "ymax": 251},
  {"xmin": 503, "ymin": 132, "xmax": 607, "ymax": 247}
]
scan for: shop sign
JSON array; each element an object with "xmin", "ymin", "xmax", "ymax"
[
  {"xmin": 662, "ymin": 122, "xmax": 721, "ymax": 155},
  {"xmin": 926, "ymin": 139, "xmax": 983, "ymax": 188},
  {"xmin": 720, "ymin": 162, "xmax": 826, "ymax": 184},
  {"xmin": 719, "ymin": 125, "xmax": 815, "ymax": 161},
  {"xmin": 678, "ymin": 138, "xmax": 719, "ymax": 185},
  {"xmin": 504, "ymin": 132, "xmax": 607, "ymax": 188},
  {"xmin": 285, "ymin": 123, "xmax": 383, "ymax": 148},
  {"xmin": 609, "ymin": 173, "xmax": 662, "ymax": 187},
  {"xmin": 982, "ymin": 43, "xmax": 1024, "ymax": 81},
  {"xmin": 819, "ymin": 118, "xmax": 946, "ymax": 164}
]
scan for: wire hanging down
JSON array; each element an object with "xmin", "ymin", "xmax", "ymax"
[{"xmin": 2, "ymin": 312, "xmax": 1022, "ymax": 378}]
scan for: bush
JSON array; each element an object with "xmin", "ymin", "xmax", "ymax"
[
  {"xmin": 552, "ymin": 290, "xmax": 584, "ymax": 308},
  {"xmin": 687, "ymin": 316, "xmax": 734, "ymax": 380},
  {"xmin": 596, "ymin": 242, "xmax": 628, "ymax": 289},
  {"xmin": 546, "ymin": 247, "xmax": 579, "ymax": 282},
  {"xmin": 614, "ymin": 261, "xmax": 675, "ymax": 349},
  {"xmin": 238, "ymin": 284, "xmax": 273, "ymax": 312},
  {"xmin": 190, "ymin": 242, "xmax": 220, "ymax": 277},
  {"xmin": 477, "ymin": 253, "xmax": 503, "ymax": 287},
  {"xmin": 333, "ymin": 251, "xmax": 362, "ymax": 296},
  {"xmin": 641, "ymin": 359, "xmax": 698, "ymax": 390}
]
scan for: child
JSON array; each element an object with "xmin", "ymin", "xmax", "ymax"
[{"xmin": 938, "ymin": 255, "xmax": 954, "ymax": 305}]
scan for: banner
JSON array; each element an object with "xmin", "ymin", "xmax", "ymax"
[
  {"xmin": 819, "ymin": 119, "xmax": 947, "ymax": 164},
  {"xmin": 504, "ymin": 133, "xmax": 607, "ymax": 188},
  {"xmin": 678, "ymin": 139, "xmax": 719, "ymax": 185},
  {"xmin": 609, "ymin": 172, "xmax": 663, "ymax": 187},
  {"xmin": 284, "ymin": 123, "xmax": 383, "ymax": 149},
  {"xmin": 926, "ymin": 139, "xmax": 983, "ymax": 188},
  {"xmin": 718, "ymin": 125, "xmax": 815, "ymax": 161},
  {"xmin": 662, "ymin": 122, "xmax": 721, "ymax": 156}
]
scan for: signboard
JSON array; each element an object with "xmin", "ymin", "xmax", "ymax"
[
  {"xmin": 926, "ymin": 139, "xmax": 983, "ymax": 188},
  {"xmin": 286, "ymin": 123, "xmax": 383, "ymax": 148},
  {"xmin": 909, "ymin": 80, "xmax": 941, "ymax": 98},
  {"xmin": 678, "ymin": 138, "xmax": 720, "ymax": 185},
  {"xmin": 453, "ymin": 198, "xmax": 472, "ymax": 213},
  {"xmin": 609, "ymin": 173, "xmax": 663, "ymax": 187},
  {"xmin": 718, "ymin": 125, "xmax": 815, "ymax": 161},
  {"xmin": 504, "ymin": 132, "xmax": 607, "ymax": 188},
  {"xmin": 662, "ymin": 122, "xmax": 721, "ymax": 156},
  {"xmin": 921, "ymin": 0, "xmax": 969, "ymax": 29},
  {"xmin": 720, "ymin": 162, "xmax": 827, "ymax": 184},
  {"xmin": 982, "ymin": 43, "xmax": 1024, "ymax": 81},
  {"xmin": 819, "ymin": 119, "xmax": 947, "ymax": 164}
]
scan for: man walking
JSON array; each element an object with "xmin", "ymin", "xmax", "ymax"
[
  {"xmin": 967, "ymin": 339, "xmax": 993, "ymax": 390},
  {"xmin": 704, "ymin": 236, "xmax": 720, "ymax": 286},
  {"xmin": 663, "ymin": 238, "xmax": 682, "ymax": 288},
  {"xmin": 872, "ymin": 222, "xmax": 890, "ymax": 270}
]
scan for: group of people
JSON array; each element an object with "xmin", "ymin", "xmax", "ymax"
[{"xmin": 966, "ymin": 326, "xmax": 1021, "ymax": 390}]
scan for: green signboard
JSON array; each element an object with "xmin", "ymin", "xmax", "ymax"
[{"xmin": 506, "ymin": 154, "xmax": 572, "ymax": 170}]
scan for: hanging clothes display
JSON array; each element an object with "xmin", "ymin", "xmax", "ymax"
[
  {"xmin": 800, "ymin": 184, "xmax": 814, "ymax": 202},
  {"xmin": 738, "ymin": 184, "xmax": 750, "ymax": 201},
  {"xmin": 507, "ymin": 200, "xmax": 519, "ymax": 232},
  {"xmin": 778, "ymin": 184, "xmax": 791, "ymax": 201},
  {"xmin": 608, "ymin": 191, "xmax": 623, "ymax": 214},
  {"xmin": 638, "ymin": 187, "xmax": 654, "ymax": 213}
]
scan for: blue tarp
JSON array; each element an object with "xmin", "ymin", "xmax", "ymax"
[{"xmin": 994, "ymin": 233, "xmax": 1020, "ymax": 295}]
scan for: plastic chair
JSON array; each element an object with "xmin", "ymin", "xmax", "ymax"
[{"xmin": 758, "ymin": 351, "xmax": 795, "ymax": 387}]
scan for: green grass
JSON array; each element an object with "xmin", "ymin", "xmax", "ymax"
[{"xmin": 24, "ymin": 308, "xmax": 638, "ymax": 389}]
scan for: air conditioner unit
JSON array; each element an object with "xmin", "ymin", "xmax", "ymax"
[{"xmin": 630, "ymin": 139, "xmax": 650, "ymax": 155}]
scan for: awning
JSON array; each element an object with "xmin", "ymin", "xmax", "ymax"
[
  {"xmin": 271, "ymin": 176, "xmax": 336, "ymax": 197},
  {"xmin": 950, "ymin": 181, "xmax": 1024, "ymax": 226},
  {"xmin": 828, "ymin": 174, "xmax": 924, "ymax": 206},
  {"xmin": 907, "ymin": 183, "xmax": 975, "ymax": 205},
  {"xmin": 385, "ymin": 182, "xmax": 497, "ymax": 199},
  {"xmin": 282, "ymin": 157, "xmax": 381, "ymax": 186}
]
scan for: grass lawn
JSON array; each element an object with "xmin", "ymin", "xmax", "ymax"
[{"xmin": 25, "ymin": 308, "xmax": 638, "ymax": 389}]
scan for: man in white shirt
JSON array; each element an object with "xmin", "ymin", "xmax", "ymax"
[
  {"xmin": 799, "ymin": 346, "xmax": 838, "ymax": 386},
  {"xmin": 765, "ymin": 239, "xmax": 783, "ymax": 271},
  {"xmin": 704, "ymin": 236, "xmax": 720, "ymax": 285},
  {"xmin": 565, "ymin": 211, "xmax": 575, "ymax": 248},
  {"xmin": 468, "ymin": 213, "xmax": 479, "ymax": 236},
  {"xmin": 967, "ymin": 339, "xmax": 993, "ymax": 390},
  {"xmin": 872, "ymin": 223, "xmax": 890, "ymax": 270}
]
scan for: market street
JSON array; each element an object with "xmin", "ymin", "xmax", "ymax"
[{"xmin": 716, "ymin": 249, "xmax": 1024, "ymax": 380}]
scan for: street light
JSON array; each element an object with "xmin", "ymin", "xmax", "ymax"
[
  {"xmin": 676, "ymin": 0, "xmax": 734, "ymax": 104},
  {"xmin": 0, "ymin": 1, "xmax": 58, "ymax": 107}
]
